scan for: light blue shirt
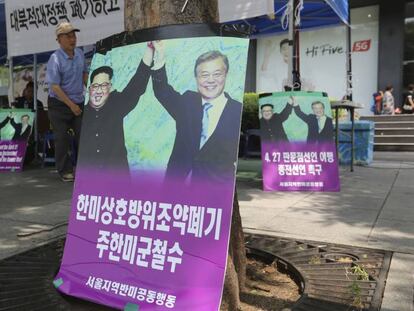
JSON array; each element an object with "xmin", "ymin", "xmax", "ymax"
[{"xmin": 46, "ymin": 47, "xmax": 88, "ymax": 104}]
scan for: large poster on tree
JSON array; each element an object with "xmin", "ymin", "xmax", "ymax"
[
  {"xmin": 0, "ymin": 109, "xmax": 34, "ymax": 172},
  {"xmin": 259, "ymin": 92, "xmax": 340, "ymax": 192},
  {"xmin": 54, "ymin": 25, "xmax": 249, "ymax": 310}
]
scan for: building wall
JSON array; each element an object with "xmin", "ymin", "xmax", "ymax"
[{"xmin": 378, "ymin": 0, "xmax": 406, "ymax": 107}]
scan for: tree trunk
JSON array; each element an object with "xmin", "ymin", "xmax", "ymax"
[{"xmin": 124, "ymin": 1, "xmax": 247, "ymax": 309}]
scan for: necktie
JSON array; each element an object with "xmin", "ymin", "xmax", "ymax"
[
  {"xmin": 318, "ymin": 117, "xmax": 322, "ymax": 133},
  {"xmin": 200, "ymin": 102, "xmax": 213, "ymax": 148}
]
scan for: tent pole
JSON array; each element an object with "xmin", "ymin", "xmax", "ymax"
[
  {"xmin": 346, "ymin": 6, "xmax": 352, "ymax": 101},
  {"xmin": 8, "ymin": 57, "xmax": 13, "ymax": 106},
  {"xmin": 287, "ymin": 0, "xmax": 294, "ymax": 90},
  {"xmin": 33, "ymin": 54, "xmax": 38, "ymax": 148}
]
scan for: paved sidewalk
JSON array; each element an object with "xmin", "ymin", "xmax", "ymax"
[
  {"xmin": 237, "ymin": 152, "xmax": 414, "ymax": 311},
  {"xmin": 0, "ymin": 152, "xmax": 413, "ymax": 310}
]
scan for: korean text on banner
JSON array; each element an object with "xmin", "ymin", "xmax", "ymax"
[
  {"xmin": 5, "ymin": 0, "xmax": 124, "ymax": 57},
  {"xmin": 259, "ymin": 92, "xmax": 340, "ymax": 192},
  {"xmin": 54, "ymin": 24, "xmax": 249, "ymax": 310}
]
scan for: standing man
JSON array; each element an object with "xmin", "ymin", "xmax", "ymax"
[
  {"xmin": 259, "ymin": 102, "xmax": 292, "ymax": 142},
  {"xmin": 151, "ymin": 42, "xmax": 242, "ymax": 185},
  {"xmin": 291, "ymin": 98, "xmax": 334, "ymax": 142},
  {"xmin": 46, "ymin": 22, "xmax": 88, "ymax": 182}
]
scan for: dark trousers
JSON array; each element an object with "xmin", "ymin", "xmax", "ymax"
[{"xmin": 47, "ymin": 97, "xmax": 83, "ymax": 175}]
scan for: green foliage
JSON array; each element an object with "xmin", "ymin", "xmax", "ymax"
[{"xmin": 241, "ymin": 92, "xmax": 259, "ymax": 132}]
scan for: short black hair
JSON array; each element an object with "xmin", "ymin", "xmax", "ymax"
[
  {"xmin": 261, "ymin": 104, "xmax": 274, "ymax": 110},
  {"xmin": 311, "ymin": 101, "xmax": 325, "ymax": 109},
  {"xmin": 90, "ymin": 66, "xmax": 113, "ymax": 84},
  {"xmin": 385, "ymin": 85, "xmax": 393, "ymax": 91},
  {"xmin": 194, "ymin": 51, "xmax": 229, "ymax": 76},
  {"xmin": 21, "ymin": 114, "xmax": 30, "ymax": 119},
  {"xmin": 408, "ymin": 84, "xmax": 414, "ymax": 91},
  {"xmin": 280, "ymin": 39, "xmax": 290, "ymax": 49}
]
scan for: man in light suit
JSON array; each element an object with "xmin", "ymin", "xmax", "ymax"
[
  {"xmin": 291, "ymin": 98, "xmax": 333, "ymax": 142},
  {"xmin": 151, "ymin": 42, "xmax": 242, "ymax": 185}
]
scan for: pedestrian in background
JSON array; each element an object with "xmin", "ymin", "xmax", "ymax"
[
  {"xmin": 382, "ymin": 85, "xmax": 395, "ymax": 115},
  {"xmin": 46, "ymin": 22, "xmax": 88, "ymax": 182}
]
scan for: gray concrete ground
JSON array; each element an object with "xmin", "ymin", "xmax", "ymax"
[
  {"xmin": 0, "ymin": 152, "xmax": 413, "ymax": 310},
  {"xmin": 237, "ymin": 152, "xmax": 414, "ymax": 311}
]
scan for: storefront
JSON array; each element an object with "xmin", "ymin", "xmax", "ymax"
[{"xmin": 252, "ymin": 0, "xmax": 414, "ymax": 116}]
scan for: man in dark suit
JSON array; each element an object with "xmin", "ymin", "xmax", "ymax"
[
  {"xmin": 78, "ymin": 44, "xmax": 153, "ymax": 176},
  {"xmin": 8, "ymin": 113, "xmax": 32, "ymax": 141},
  {"xmin": 0, "ymin": 116, "xmax": 9, "ymax": 139},
  {"xmin": 292, "ymin": 99, "xmax": 334, "ymax": 142},
  {"xmin": 259, "ymin": 102, "xmax": 292, "ymax": 142},
  {"xmin": 151, "ymin": 43, "xmax": 242, "ymax": 185}
]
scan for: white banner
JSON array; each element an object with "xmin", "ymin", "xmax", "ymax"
[
  {"xmin": 256, "ymin": 6, "xmax": 379, "ymax": 116},
  {"xmin": 218, "ymin": 0, "xmax": 274, "ymax": 22},
  {"xmin": 5, "ymin": 0, "xmax": 124, "ymax": 57}
]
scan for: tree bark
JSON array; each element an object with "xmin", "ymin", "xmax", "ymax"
[{"xmin": 124, "ymin": 1, "xmax": 246, "ymax": 309}]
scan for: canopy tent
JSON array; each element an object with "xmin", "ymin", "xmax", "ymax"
[{"xmin": 229, "ymin": 0, "xmax": 349, "ymax": 37}]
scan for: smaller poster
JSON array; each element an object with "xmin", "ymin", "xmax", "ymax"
[
  {"xmin": 259, "ymin": 92, "xmax": 340, "ymax": 192},
  {"xmin": 0, "ymin": 109, "xmax": 34, "ymax": 172}
]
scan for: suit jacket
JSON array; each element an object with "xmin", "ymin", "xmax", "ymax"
[
  {"xmin": 294, "ymin": 105, "xmax": 333, "ymax": 142},
  {"xmin": 10, "ymin": 118, "xmax": 32, "ymax": 141},
  {"xmin": 0, "ymin": 117, "xmax": 9, "ymax": 140},
  {"xmin": 152, "ymin": 66, "xmax": 242, "ymax": 184},
  {"xmin": 260, "ymin": 103, "xmax": 292, "ymax": 142},
  {"xmin": 79, "ymin": 61, "xmax": 151, "ymax": 174}
]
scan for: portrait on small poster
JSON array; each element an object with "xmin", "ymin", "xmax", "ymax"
[
  {"xmin": 259, "ymin": 91, "xmax": 340, "ymax": 192},
  {"xmin": 0, "ymin": 109, "xmax": 34, "ymax": 171}
]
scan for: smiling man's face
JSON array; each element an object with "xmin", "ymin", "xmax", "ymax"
[
  {"xmin": 89, "ymin": 73, "xmax": 111, "ymax": 109},
  {"xmin": 196, "ymin": 58, "xmax": 227, "ymax": 101}
]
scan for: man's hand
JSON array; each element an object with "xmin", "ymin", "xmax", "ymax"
[
  {"xmin": 288, "ymin": 96, "xmax": 298, "ymax": 106},
  {"xmin": 70, "ymin": 103, "xmax": 82, "ymax": 116},
  {"xmin": 152, "ymin": 40, "xmax": 165, "ymax": 70}
]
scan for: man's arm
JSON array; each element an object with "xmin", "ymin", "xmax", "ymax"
[
  {"xmin": 50, "ymin": 84, "xmax": 82, "ymax": 116},
  {"xmin": 115, "ymin": 45, "xmax": 154, "ymax": 115},
  {"xmin": 293, "ymin": 104, "xmax": 310, "ymax": 124},
  {"xmin": 151, "ymin": 41, "xmax": 184, "ymax": 120},
  {"xmin": 0, "ymin": 117, "xmax": 9, "ymax": 129},
  {"xmin": 47, "ymin": 54, "xmax": 81, "ymax": 116},
  {"xmin": 278, "ymin": 102, "xmax": 293, "ymax": 122}
]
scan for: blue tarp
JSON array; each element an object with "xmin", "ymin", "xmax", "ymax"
[{"xmin": 232, "ymin": 0, "xmax": 349, "ymax": 37}]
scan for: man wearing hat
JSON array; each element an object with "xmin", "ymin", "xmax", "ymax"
[{"xmin": 46, "ymin": 22, "xmax": 88, "ymax": 182}]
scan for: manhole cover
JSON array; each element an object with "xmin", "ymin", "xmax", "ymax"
[
  {"xmin": 245, "ymin": 233, "xmax": 392, "ymax": 311},
  {"xmin": 0, "ymin": 235, "xmax": 391, "ymax": 311}
]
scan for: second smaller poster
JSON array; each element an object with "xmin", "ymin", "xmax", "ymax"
[{"xmin": 259, "ymin": 92, "xmax": 340, "ymax": 192}]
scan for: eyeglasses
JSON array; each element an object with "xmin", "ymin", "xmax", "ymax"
[
  {"xmin": 90, "ymin": 82, "xmax": 111, "ymax": 91},
  {"xmin": 197, "ymin": 71, "xmax": 225, "ymax": 81}
]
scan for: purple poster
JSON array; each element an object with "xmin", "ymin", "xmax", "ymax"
[
  {"xmin": 259, "ymin": 92, "xmax": 340, "ymax": 192},
  {"xmin": 0, "ymin": 109, "xmax": 34, "ymax": 172},
  {"xmin": 54, "ymin": 25, "xmax": 249, "ymax": 310}
]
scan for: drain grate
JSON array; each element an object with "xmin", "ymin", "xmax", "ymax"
[
  {"xmin": 0, "ymin": 239, "xmax": 113, "ymax": 311},
  {"xmin": 0, "ymin": 235, "xmax": 391, "ymax": 311},
  {"xmin": 245, "ymin": 233, "xmax": 392, "ymax": 311}
]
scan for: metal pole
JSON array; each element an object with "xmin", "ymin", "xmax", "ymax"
[
  {"xmin": 345, "ymin": 5, "xmax": 354, "ymax": 172},
  {"xmin": 287, "ymin": 0, "xmax": 294, "ymax": 89},
  {"xmin": 33, "ymin": 54, "xmax": 38, "ymax": 148},
  {"xmin": 8, "ymin": 57, "xmax": 13, "ymax": 107}
]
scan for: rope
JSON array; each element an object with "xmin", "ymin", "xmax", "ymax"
[{"xmin": 281, "ymin": 0, "xmax": 304, "ymax": 30}]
